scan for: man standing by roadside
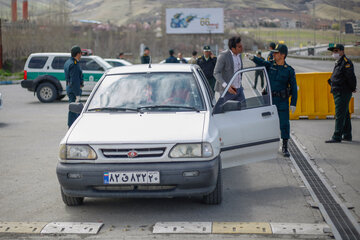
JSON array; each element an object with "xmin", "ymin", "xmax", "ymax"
[
  {"xmin": 267, "ymin": 42, "xmax": 276, "ymax": 62},
  {"xmin": 141, "ymin": 47, "xmax": 150, "ymax": 64},
  {"xmin": 253, "ymin": 50, "xmax": 265, "ymax": 89},
  {"xmin": 64, "ymin": 45, "xmax": 83, "ymax": 128},
  {"xmin": 177, "ymin": 52, "xmax": 188, "ymax": 63},
  {"xmin": 325, "ymin": 44, "xmax": 357, "ymax": 143},
  {"xmin": 188, "ymin": 50, "xmax": 198, "ymax": 64},
  {"xmin": 197, "ymin": 45, "xmax": 217, "ymax": 91},
  {"xmin": 214, "ymin": 36, "xmax": 245, "ymax": 102},
  {"xmin": 165, "ymin": 49, "xmax": 180, "ymax": 63},
  {"xmin": 248, "ymin": 44, "xmax": 297, "ymax": 157}
]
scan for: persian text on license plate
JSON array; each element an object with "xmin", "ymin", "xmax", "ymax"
[{"xmin": 104, "ymin": 171, "xmax": 160, "ymax": 184}]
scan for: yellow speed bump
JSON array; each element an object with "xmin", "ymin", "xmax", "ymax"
[
  {"xmin": 212, "ymin": 222, "xmax": 272, "ymax": 234},
  {"xmin": 0, "ymin": 222, "xmax": 48, "ymax": 234}
]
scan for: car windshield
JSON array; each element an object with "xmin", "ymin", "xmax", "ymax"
[{"xmin": 87, "ymin": 72, "xmax": 205, "ymax": 112}]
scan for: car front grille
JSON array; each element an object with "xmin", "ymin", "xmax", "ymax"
[{"xmin": 101, "ymin": 147, "xmax": 166, "ymax": 158}]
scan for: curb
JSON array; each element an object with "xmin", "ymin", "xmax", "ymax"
[{"xmin": 0, "ymin": 80, "xmax": 22, "ymax": 85}]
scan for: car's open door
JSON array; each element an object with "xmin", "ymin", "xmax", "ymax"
[{"xmin": 213, "ymin": 67, "xmax": 280, "ymax": 168}]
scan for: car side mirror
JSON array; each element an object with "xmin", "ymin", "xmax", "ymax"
[{"xmin": 69, "ymin": 102, "xmax": 84, "ymax": 114}]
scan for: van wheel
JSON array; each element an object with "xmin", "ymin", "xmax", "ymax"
[
  {"xmin": 61, "ymin": 187, "xmax": 84, "ymax": 206},
  {"xmin": 36, "ymin": 82, "xmax": 58, "ymax": 103},
  {"xmin": 203, "ymin": 161, "xmax": 222, "ymax": 205}
]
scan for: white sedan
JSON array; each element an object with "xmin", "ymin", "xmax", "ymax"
[
  {"xmin": 105, "ymin": 58, "xmax": 132, "ymax": 67},
  {"xmin": 57, "ymin": 64, "xmax": 280, "ymax": 206}
]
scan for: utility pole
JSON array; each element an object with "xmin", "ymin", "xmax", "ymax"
[
  {"xmin": 313, "ymin": 2, "xmax": 316, "ymax": 46},
  {"xmin": 338, "ymin": 0, "xmax": 341, "ymax": 43},
  {"xmin": 0, "ymin": 19, "xmax": 2, "ymax": 69}
]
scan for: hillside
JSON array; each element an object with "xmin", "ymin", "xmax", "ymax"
[{"xmin": 1, "ymin": 0, "xmax": 360, "ymax": 25}]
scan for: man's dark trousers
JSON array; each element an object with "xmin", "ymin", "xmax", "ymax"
[
  {"xmin": 67, "ymin": 91, "xmax": 79, "ymax": 128},
  {"xmin": 332, "ymin": 92, "xmax": 352, "ymax": 141}
]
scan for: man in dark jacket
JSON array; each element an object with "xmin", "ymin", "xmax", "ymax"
[
  {"xmin": 141, "ymin": 47, "xmax": 150, "ymax": 64},
  {"xmin": 165, "ymin": 49, "xmax": 180, "ymax": 63},
  {"xmin": 197, "ymin": 45, "xmax": 217, "ymax": 91},
  {"xmin": 64, "ymin": 45, "xmax": 84, "ymax": 128},
  {"xmin": 267, "ymin": 42, "xmax": 276, "ymax": 62},
  {"xmin": 325, "ymin": 44, "xmax": 357, "ymax": 143}
]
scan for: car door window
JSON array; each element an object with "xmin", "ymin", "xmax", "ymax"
[
  {"xmin": 214, "ymin": 67, "xmax": 271, "ymax": 114},
  {"xmin": 28, "ymin": 57, "xmax": 48, "ymax": 69},
  {"xmin": 80, "ymin": 58, "xmax": 103, "ymax": 71},
  {"xmin": 51, "ymin": 57, "xmax": 68, "ymax": 69}
]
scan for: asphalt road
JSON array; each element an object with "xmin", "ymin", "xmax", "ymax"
[{"xmin": 1, "ymin": 56, "xmax": 358, "ymax": 239}]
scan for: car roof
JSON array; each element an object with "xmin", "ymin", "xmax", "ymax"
[
  {"xmin": 28, "ymin": 53, "xmax": 97, "ymax": 58},
  {"xmin": 106, "ymin": 64, "xmax": 196, "ymax": 74}
]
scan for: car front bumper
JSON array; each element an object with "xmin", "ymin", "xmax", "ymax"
[{"xmin": 57, "ymin": 156, "xmax": 219, "ymax": 198}]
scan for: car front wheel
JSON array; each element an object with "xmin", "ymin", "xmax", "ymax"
[
  {"xmin": 36, "ymin": 82, "xmax": 58, "ymax": 103},
  {"xmin": 61, "ymin": 187, "xmax": 84, "ymax": 206},
  {"xmin": 203, "ymin": 160, "xmax": 222, "ymax": 205}
]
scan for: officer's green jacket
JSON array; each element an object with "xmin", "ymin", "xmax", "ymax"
[
  {"xmin": 141, "ymin": 54, "xmax": 150, "ymax": 64},
  {"xmin": 252, "ymin": 56, "xmax": 297, "ymax": 107},
  {"xmin": 329, "ymin": 55, "xmax": 357, "ymax": 94},
  {"xmin": 196, "ymin": 55, "xmax": 217, "ymax": 80},
  {"xmin": 64, "ymin": 57, "xmax": 83, "ymax": 96}
]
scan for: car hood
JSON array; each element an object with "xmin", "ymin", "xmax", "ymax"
[{"xmin": 67, "ymin": 112, "xmax": 205, "ymax": 144}]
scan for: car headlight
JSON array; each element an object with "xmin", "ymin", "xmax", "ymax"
[
  {"xmin": 169, "ymin": 143, "xmax": 213, "ymax": 158},
  {"xmin": 59, "ymin": 144, "xmax": 97, "ymax": 160}
]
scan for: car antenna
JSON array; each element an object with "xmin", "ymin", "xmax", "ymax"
[{"xmin": 148, "ymin": 56, "xmax": 152, "ymax": 68}]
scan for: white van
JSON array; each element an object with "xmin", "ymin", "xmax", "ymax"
[{"xmin": 21, "ymin": 53, "xmax": 112, "ymax": 103}]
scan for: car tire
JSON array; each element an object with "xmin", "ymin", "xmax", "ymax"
[
  {"xmin": 36, "ymin": 82, "xmax": 58, "ymax": 103},
  {"xmin": 203, "ymin": 160, "xmax": 222, "ymax": 205},
  {"xmin": 61, "ymin": 187, "xmax": 84, "ymax": 206}
]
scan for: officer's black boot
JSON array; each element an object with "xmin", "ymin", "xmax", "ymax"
[{"xmin": 282, "ymin": 139, "xmax": 290, "ymax": 157}]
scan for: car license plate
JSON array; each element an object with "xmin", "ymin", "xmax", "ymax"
[{"xmin": 104, "ymin": 171, "xmax": 160, "ymax": 184}]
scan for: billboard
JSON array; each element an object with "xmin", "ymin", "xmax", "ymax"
[{"xmin": 166, "ymin": 8, "xmax": 224, "ymax": 34}]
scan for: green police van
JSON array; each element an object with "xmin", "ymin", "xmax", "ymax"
[{"xmin": 21, "ymin": 53, "xmax": 112, "ymax": 103}]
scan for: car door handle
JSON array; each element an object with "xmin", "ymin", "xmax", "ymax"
[{"xmin": 262, "ymin": 111, "xmax": 271, "ymax": 117}]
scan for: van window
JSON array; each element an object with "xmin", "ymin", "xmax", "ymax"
[
  {"xmin": 52, "ymin": 57, "xmax": 69, "ymax": 69},
  {"xmin": 79, "ymin": 58, "xmax": 103, "ymax": 71},
  {"xmin": 28, "ymin": 57, "xmax": 48, "ymax": 69}
]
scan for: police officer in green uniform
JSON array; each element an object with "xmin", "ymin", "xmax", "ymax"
[
  {"xmin": 325, "ymin": 44, "xmax": 357, "ymax": 143},
  {"xmin": 267, "ymin": 42, "xmax": 276, "ymax": 62},
  {"xmin": 248, "ymin": 44, "xmax": 297, "ymax": 157},
  {"xmin": 197, "ymin": 45, "xmax": 217, "ymax": 91},
  {"xmin": 141, "ymin": 47, "xmax": 150, "ymax": 64},
  {"xmin": 64, "ymin": 45, "xmax": 84, "ymax": 128}
]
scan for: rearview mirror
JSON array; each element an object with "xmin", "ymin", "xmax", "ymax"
[{"xmin": 69, "ymin": 103, "xmax": 84, "ymax": 114}]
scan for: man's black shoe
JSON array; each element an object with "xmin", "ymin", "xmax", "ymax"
[
  {"xmin": 342, "ymin": 137, "xmax": 352, "ymax": 141},
  {"xmin": 325, "ymin": 139, "xmax": 341, "ymax": 143}
]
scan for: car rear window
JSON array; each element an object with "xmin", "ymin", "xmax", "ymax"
[
  {"xmin": 28, "ymin": 57, "xmax": 48, "ymax": 69},
  {"xmin": 51, "ymin": 57, "xmax": 69, "ymax": 69}
]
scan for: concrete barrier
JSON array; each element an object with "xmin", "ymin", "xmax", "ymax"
[{"xmin": 290, "ymin": 72, "xmax": 354, "ymax": 120}]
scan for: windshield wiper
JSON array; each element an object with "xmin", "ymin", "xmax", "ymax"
[
  {"xmin": 87, "ymin": 107, "xmax": 140, "ymax": 112},
  {"xmin": 138, "ymin": 105, "xmax": 200, "ymax": 112}
]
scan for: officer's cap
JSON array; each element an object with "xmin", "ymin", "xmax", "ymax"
[
  {"xmin": 71, "ymin": 45, "xmax": 81, "ymax": 56},
  {"xmin": 144, "ymin": 47, "xmax": 150, "ymax": 51},
  {"xmin": 328, "ymin": 43, "xmax": 344, "ymax": 51},
  {"xmin": 203, "ymin": 45, "xmax": 211, "ymax": 51},
  {"xmin": 272, "ymin": 44, "xmax": 288, "ymax": 56},
  {"xmin": 256, "ymin": 50, "xmax": 262, "ymax": 55},
  {"xmin": 269, "ymin": 42, "xmax": 276, "ymax": 49}
]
